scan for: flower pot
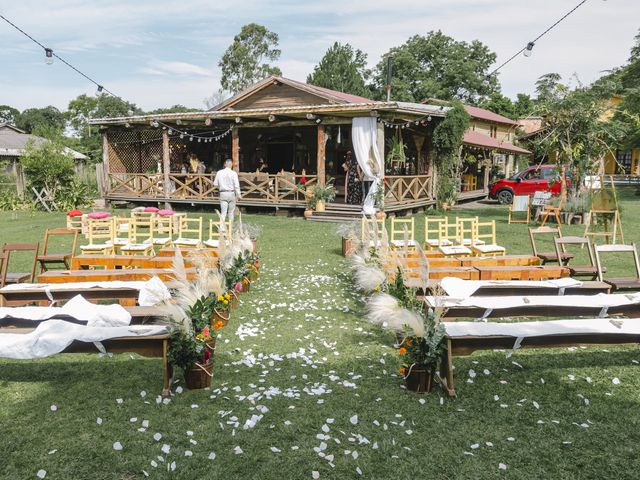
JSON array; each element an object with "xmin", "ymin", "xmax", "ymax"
[
  {"xmin": 185, "ymin": 360, "xmax": 214, "ymax": 390},
  {"xmin": 210, "ymin": 308, "xmax": 229, "ymax": 328},
  {"xmin": 304, "ymin": 208, "xmax": 313, "ymax": 218},
  {"xmin": 342, "ymin": 237, "xmax": 356, "ymax": 257},
  {"xmin": 251, "ymin": 238, "xmax": 258, "ymax": 252},
  {"xmin": 248, "ymin": 269, "xmax": 259, "ymax": 282},
  {"xmin": 315, "ymin": 200, "xmax": 326, "ymax": 213},
  {"xmin": 228, "ymin": 291, "xmax": 239, "ymax": 309},
  {"xmin": 403, "ymin": 365, "xmax": 433, "ymax": 393}
]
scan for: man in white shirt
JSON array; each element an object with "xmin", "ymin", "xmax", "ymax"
[{"xmin": 213, "ymin": 159, "xmax": 241, "ymax": 223}]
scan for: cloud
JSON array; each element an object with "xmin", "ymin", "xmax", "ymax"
[{"xmin": 140, "ymin": 61, "xmax": 214, "ymax": 77}]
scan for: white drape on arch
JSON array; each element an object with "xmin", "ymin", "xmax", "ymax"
[{"xmin": 351, "ymin": 117, "xmax": 384, "ymax": 215}]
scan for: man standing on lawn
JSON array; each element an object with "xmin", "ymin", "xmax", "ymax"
[{"xmin": 213, "ymin": 158, "xmax": 241, "ymax": 225}]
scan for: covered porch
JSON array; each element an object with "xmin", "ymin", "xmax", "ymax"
[{"xmin": 94, "ymin": 77, "xmax": 447, "ymax": 214}]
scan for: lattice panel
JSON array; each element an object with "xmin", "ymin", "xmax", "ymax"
[{"xmin": 107, "ymin": 130, "xmax": 163, "ymax": 173}]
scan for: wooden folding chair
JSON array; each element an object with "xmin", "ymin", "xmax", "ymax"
[
  {"xmin": 424, "ymin": 217, "xmax": 451, "ymax": 250},
  {"xmin": 174, "ymin": 216, "xmax": 203, "ymax": 248},
  {"xmin": 529, "ymin": 226, "xmax": 574, "ymax": 265},
  {"xmin": 554, "ymin": 236, "xmax": 599, "ymax": 279},
  {"xmin": 37, "ymin": 228, "xmax": 78, "ymax": 272},
  {"xmin": 66, "ymin": 214, "xmax": 83, "ymax": 231},
  {"xmin": 80, "ymin": 218, "xmax": 115, "ymax": 255},
  {"xmin": 508, "ymin": 195, "xmax": 531, "ymax": 224},
  {"xmin": 361, "ymin": 217, "xmax": 386, "ymax": 248},
  {"xmin": 121, "ymin": 217, "xmax": 155, "ymax": 256},
  {"xmin": 540, "ymin": 197, "xmax": 563, "ymax": 226},
  {"xmin": 438, "ymin": 221, "xmax": 472, "ymax": 257},
  {"xmin": 390, "ymin": 217, "xmax": 418, "ymax": 249},
  {"xmin": 594, "ymin": 243, "xmax": 640, "ymax": 290},
  {"xmin": 472, "ymin": 220, "xmax": 505, "ymax": 256},
  {"xmin": 148, "ymin": 215, "xmax": 174, "ymax": 249},
  {"xmin": 204, "ymin": 219, "xmax": 233, "ymax": 248},
  {"xmin": 1, "ymin": 243, "xmax": 39, "ymax": 285}
]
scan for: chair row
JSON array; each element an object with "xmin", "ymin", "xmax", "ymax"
[
  {"xmin": 362, "ymin": 216, "xmax": 506, "ymax": 257},
  {"xmin": 82, "ymin": 216, "xmax": 232, "ymax": 255}
]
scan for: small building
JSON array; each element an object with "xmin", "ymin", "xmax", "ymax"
[
  {"xmin": 0, "ymin": 123, "xmax": 87, "ymax": 197},
  {"xmin": 90, "ymin": 76, "xmax": 529, "ymax": 215}
]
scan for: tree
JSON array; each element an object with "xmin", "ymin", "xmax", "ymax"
[
  {"xmin": 372, "ymin": 31, "xmax": 499, "ymax": 104},
  {"xmin": 513, "ymin": 93, "xmax": 535, "ymax": 118},
  {"xmin": 146, "ymin": 105, "xmax": 200, "ymax": 115},
  {"xmin": 481, "ymin": 92, "xmax": 516, "ymax": 119},
  {"xmin": 219, "ymin": 23, "xmax": 282, "ymax": 94},
  {"xmin": 535, "ymin": 73, "xmax": 565, "ymax": 104},
  {"xmin": 306, "ymin": 42, "xmax": 371, "ymax": 97},
  {"xmin": 21, "ymin": 138, "xmax": 75, "ymax": 199},
  {"xmin": 67, "ymin": 93, "xmax": 140, "ymax": 161},
  {"xmin": 0, "ymin": 105, "xmax": 19, "ymax": 125},
  {"xmin": 432, "ymin": 101, "xmax": 470, "ymax": 206},
  {"xmin": 204, "ymin": 89, "xmax": 231, "ymax": 110},
  {"xmin": 15, "ymin": 106, "xmax": 65, "ymax": 134}
]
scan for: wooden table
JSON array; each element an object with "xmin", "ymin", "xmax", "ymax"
[
  {"xmin": 70, "ymin": 255, "xmax": 185, "ymax": 270},
  {"xmin": 460, "ymin": 255, "xmax": 540, "ymax": 267},
  {"xmin": 38, "ymin": 268, "xmax": 195, "ymax": 284},
  {"xmin": 157, "ymin": 247, "xmax": 218, "ymax": 258},
  {"xmin": 474, "ymin": 265, "xmax": 569, "ymax": 281},
  {"xmin": 428, "ymin": 267, "xmax": 480, "ymax": 280}
]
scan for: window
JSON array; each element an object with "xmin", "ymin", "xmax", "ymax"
[
  {"xmin": 540, "ymin": 168, "xmax": 558, "ymax": 180},
  {"xmin": 490, "ymin": 125, "xmax": 498, "ymax": 138},
  {"xmin": 617, "ymin": 151, "xmax": 632, "ymax": 174}
]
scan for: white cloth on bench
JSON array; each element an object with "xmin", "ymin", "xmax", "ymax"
[
  {"xmin": 0, "ymin": 319, "xmax": 168, "ymax": 359},
  {"xmin": 427, "ymin": 293, "xmax": 640, "ymax": 310},
  {"xmin": 0, "ymin": 295, "xmax": 131, "ymax": 327},
  {"xmin": 440, "ymin": 277, "xmax": 582, "ymax": 298},
  {"xmin": 0, "ymin": 277, "xmax": 171, "ymax": 307},
  {"xmin": 444, "ymin": 318, "xmax": 640, "ymax": 338}
]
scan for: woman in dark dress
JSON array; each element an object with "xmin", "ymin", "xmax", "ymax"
[{"xmin": 342, "ymin": 151, "xmax": 362, "ymax": 205}]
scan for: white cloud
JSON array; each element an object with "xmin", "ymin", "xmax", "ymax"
[{"xmin": 140, "ymin": 61, "xmax": 214, "ymax": 77}]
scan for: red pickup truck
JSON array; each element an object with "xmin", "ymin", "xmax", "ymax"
[{"xmin": 489, "ymin": 165, "xmax": 568, "ymax": 204}]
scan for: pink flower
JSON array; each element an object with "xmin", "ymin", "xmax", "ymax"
[{"xmin": 234, "ymin": 282, "xmax": 242, "ymax": 291}]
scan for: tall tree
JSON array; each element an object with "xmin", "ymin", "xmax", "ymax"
[
  {"xmin": 146, "ymin": 105, "xmax": 200, "ymax": 115},
  {"xmin": 15, "ymin": 106, "xmax": 65, "ymax": 134},
  {"xmin": 534, "ymin": 73, "xmax": 565, "ymax": 104},
  {"xmin": 480, "ymin": 92, "xmax": 516, "ymax": 119},
  {"xmin": 0, "ymin": 105, "xmax": 20, "ymax": 125},
  {"xmin": 306, "ymin": 42, "xmax": 371, "ymax": 97},
  {"xmin": 219, "ymin": 23, "xmax": 282, "ymax": 94},
  {"xmin": 67, "ymin": 93, "xmax": 140, "ymax": 161},
  {"xmin": 372, "ymin": 31, "xmax": 499, "ymax": 104}
]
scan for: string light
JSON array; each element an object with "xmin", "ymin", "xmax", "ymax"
[
  {"xmin": 486, "ymin": 0, "xmax": 589, "ymax": 78},
  {"xmin": 44, "ymin": 48, "xmax": 53, "ymax": 65}
]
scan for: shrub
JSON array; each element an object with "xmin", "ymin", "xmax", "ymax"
[{"xmin": 20, "ymin": 139, "xmax": 75, "ymax": 199}]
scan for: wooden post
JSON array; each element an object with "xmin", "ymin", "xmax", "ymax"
[
  {"xmin": 12, "ymin": 161, "xmax": 25, "ymax": 199},
  {"xmin": 232, "ymin": 127, "xmax": 240, "ymax": 172},
  {"xmin": 484, "ymin": 163, "xmax": 490, "ymax": 193},
  {"xmin": 162, "ymin": 130, "xmax": 170, "ymax": 198},
  {"xmin": 102, "ymin": 133, "xmax": 110, "ymax": 196},
  {"xmin": 317, "ymin": 124, "xmax": 325, "ymax": 186}
]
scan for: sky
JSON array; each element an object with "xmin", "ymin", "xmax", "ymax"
[{"xmin": 0, "ymin": 0, "xmax": 638, "ymax": 112}]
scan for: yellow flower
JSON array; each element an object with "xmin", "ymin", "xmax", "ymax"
[
  {"xmin": 224, "ymin": 293, "xmax": 231, "ymax": 299},
  {"xmin": 218, "ymin": 295, "xmax": 224, "ymax": 302},
  {"xmin": 223, "ymin": 299, "xmax": 228, "ymax": 305}
]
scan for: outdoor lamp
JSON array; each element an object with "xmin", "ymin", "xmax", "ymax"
[
  {"xmin": 96, "ymin": 85, "xmax": 103, "ymax": 95},
  {"xmin": 44, "ymin": 48, "xmax": 54, "ymax": 65},
  {"xmin": 524, "ymin": 42, "xmax": 535, "ymax": 57}
]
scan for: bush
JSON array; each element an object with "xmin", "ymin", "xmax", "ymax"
[
  {"xmin": 55, "ymin": 179, "xmax": 97, "ymax": 210},
  {"xmin": 20, "ymin": 139, "xmax": 75, "ymax": 199}
]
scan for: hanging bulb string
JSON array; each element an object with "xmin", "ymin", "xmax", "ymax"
[
  {"xmin": 156, "ymin": 121, "xmax": 233, "ymax": 142},
  {"xmin": 487, "ymin": 0, "xmax": 589, "ymax": 78},
  {"xmin": 1, "ymin": 14, "xmax": 121, "ymax": 99}
]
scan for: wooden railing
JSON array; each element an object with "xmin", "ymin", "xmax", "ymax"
[
  {"xmin": 384, "ymin": 174, "xmax": 433, "ymax": 205},
  {"xmin": 107, "ymin": 172, "xmax": 318, "ymax": 205}
]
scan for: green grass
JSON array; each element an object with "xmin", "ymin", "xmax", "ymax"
[{"xmin": 1, "ymin": 190, "xmax": 640, "ymax": 479}]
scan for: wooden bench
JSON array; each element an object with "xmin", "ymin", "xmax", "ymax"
[
  {"xmin": 38, "ymin": 268, "xmax": 195, "ymax": 284},
  {"xmin": 1, "ymin": 326, "xmax": 172, "ymax": 397},
  {"xmin": 439, "ymin": 319, "xmax": 640, "ymax": 397},
  {"xmin": 428, "ymin": 294, "xmax": 640, "ymax": 320},
  {"xmin": 428, "ymin": 267, "xmax": 480, "ymax": 280},
  {"xmin": 157, "ymin": 247, "xmax": 218, "ymax": 258},
  {"xmin": 474, "ymin": 265, "xmax": 569, "ymax": 281},
  {"xmin": 435, "ymin": 278, "xmax": 611, "ymax": 296},
  {"xmin": 460, "ymin": 255, "xmax": 540, "ymax": 267},
  {"xmin": 70, "ymin": 255, "xmax": 182, "ymax": 270}
]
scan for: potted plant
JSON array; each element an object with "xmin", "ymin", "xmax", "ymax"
[
  {"xmin": 562, "ymin": 191, "xmax": 591, "ymax": 224},
  {"xmin": 367, "ymin": 269, "xmax": 446, "ymax": 394},
  {"xmin": 336, "ymin": 222, "xmax": 360, "ymax": 257},
  {"xmin": 224, "ymin": 253, "xmax": 251, "ymax": 293},
  {"xmin": 163, "ymin": 252, "xmax": 227, "ymax": 390},
  {"xmin": 311, "ymin": 178, "xmax": 336, "ymax": 213},
  {"xmin": 372, "ymin": 183, "xmax": 386, "ymax": 219}
]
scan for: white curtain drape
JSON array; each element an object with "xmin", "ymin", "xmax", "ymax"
[{"xmin": 352, "ymin": 117, "xmax": 384, "ymax": 215}]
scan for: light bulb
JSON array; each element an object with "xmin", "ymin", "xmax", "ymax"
[
  {"xmin": 45, "ymin": 48, "xmax": 54, "ymax": 65},
  {"xmin": 524, "ymin": 42, "xmax": 535, "ymax": 58},
  {"xmin": 96, "ymin": 85, "xmax": 103, "ymax": 95}
]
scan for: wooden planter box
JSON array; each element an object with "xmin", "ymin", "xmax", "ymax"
[
  {"xmin": 342, "ymin": 237, "xmax": 357, "ymax": 257},
  {"xmin": 404, "ymin": 366, "xmax": 433, "ymax": 393}
]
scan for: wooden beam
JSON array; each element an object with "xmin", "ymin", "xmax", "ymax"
[
  {"xmin": 317, "ymin": 124, "xmax": 326, "ymax": 187},
  {"xmin": 162, "ymin": 130, "xmax": 170, "ymax": 198},
  {"xmin": 232, "ymin": 128, "xmax": 240, "ymax": 172},
  {"xmin": 377, "ymin": 121, "xmax": 385, "ymax": 174},
  {"xmin": 102, "ymin": 132, "xmax": 110, "ymax": 194},
  {"xmin": 233, "ymin": 117, "xmax": 352, "ymax": 129}
]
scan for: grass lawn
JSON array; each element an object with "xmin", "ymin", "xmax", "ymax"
[{"xmin": 1, "ymin": 189, "xmax": 640, "ymax": 479}]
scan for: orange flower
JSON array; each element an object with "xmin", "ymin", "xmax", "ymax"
[
  {"xmin": 213, "ymin": 320, "xmax": 225, "ymax": 330},
  {"xmin": 399, "ymin": 367, "xmax": 406, "ymax": 375},
  {"xmin": 397, "ymin": 347, "xmax": 407, "ymax": 355}
]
